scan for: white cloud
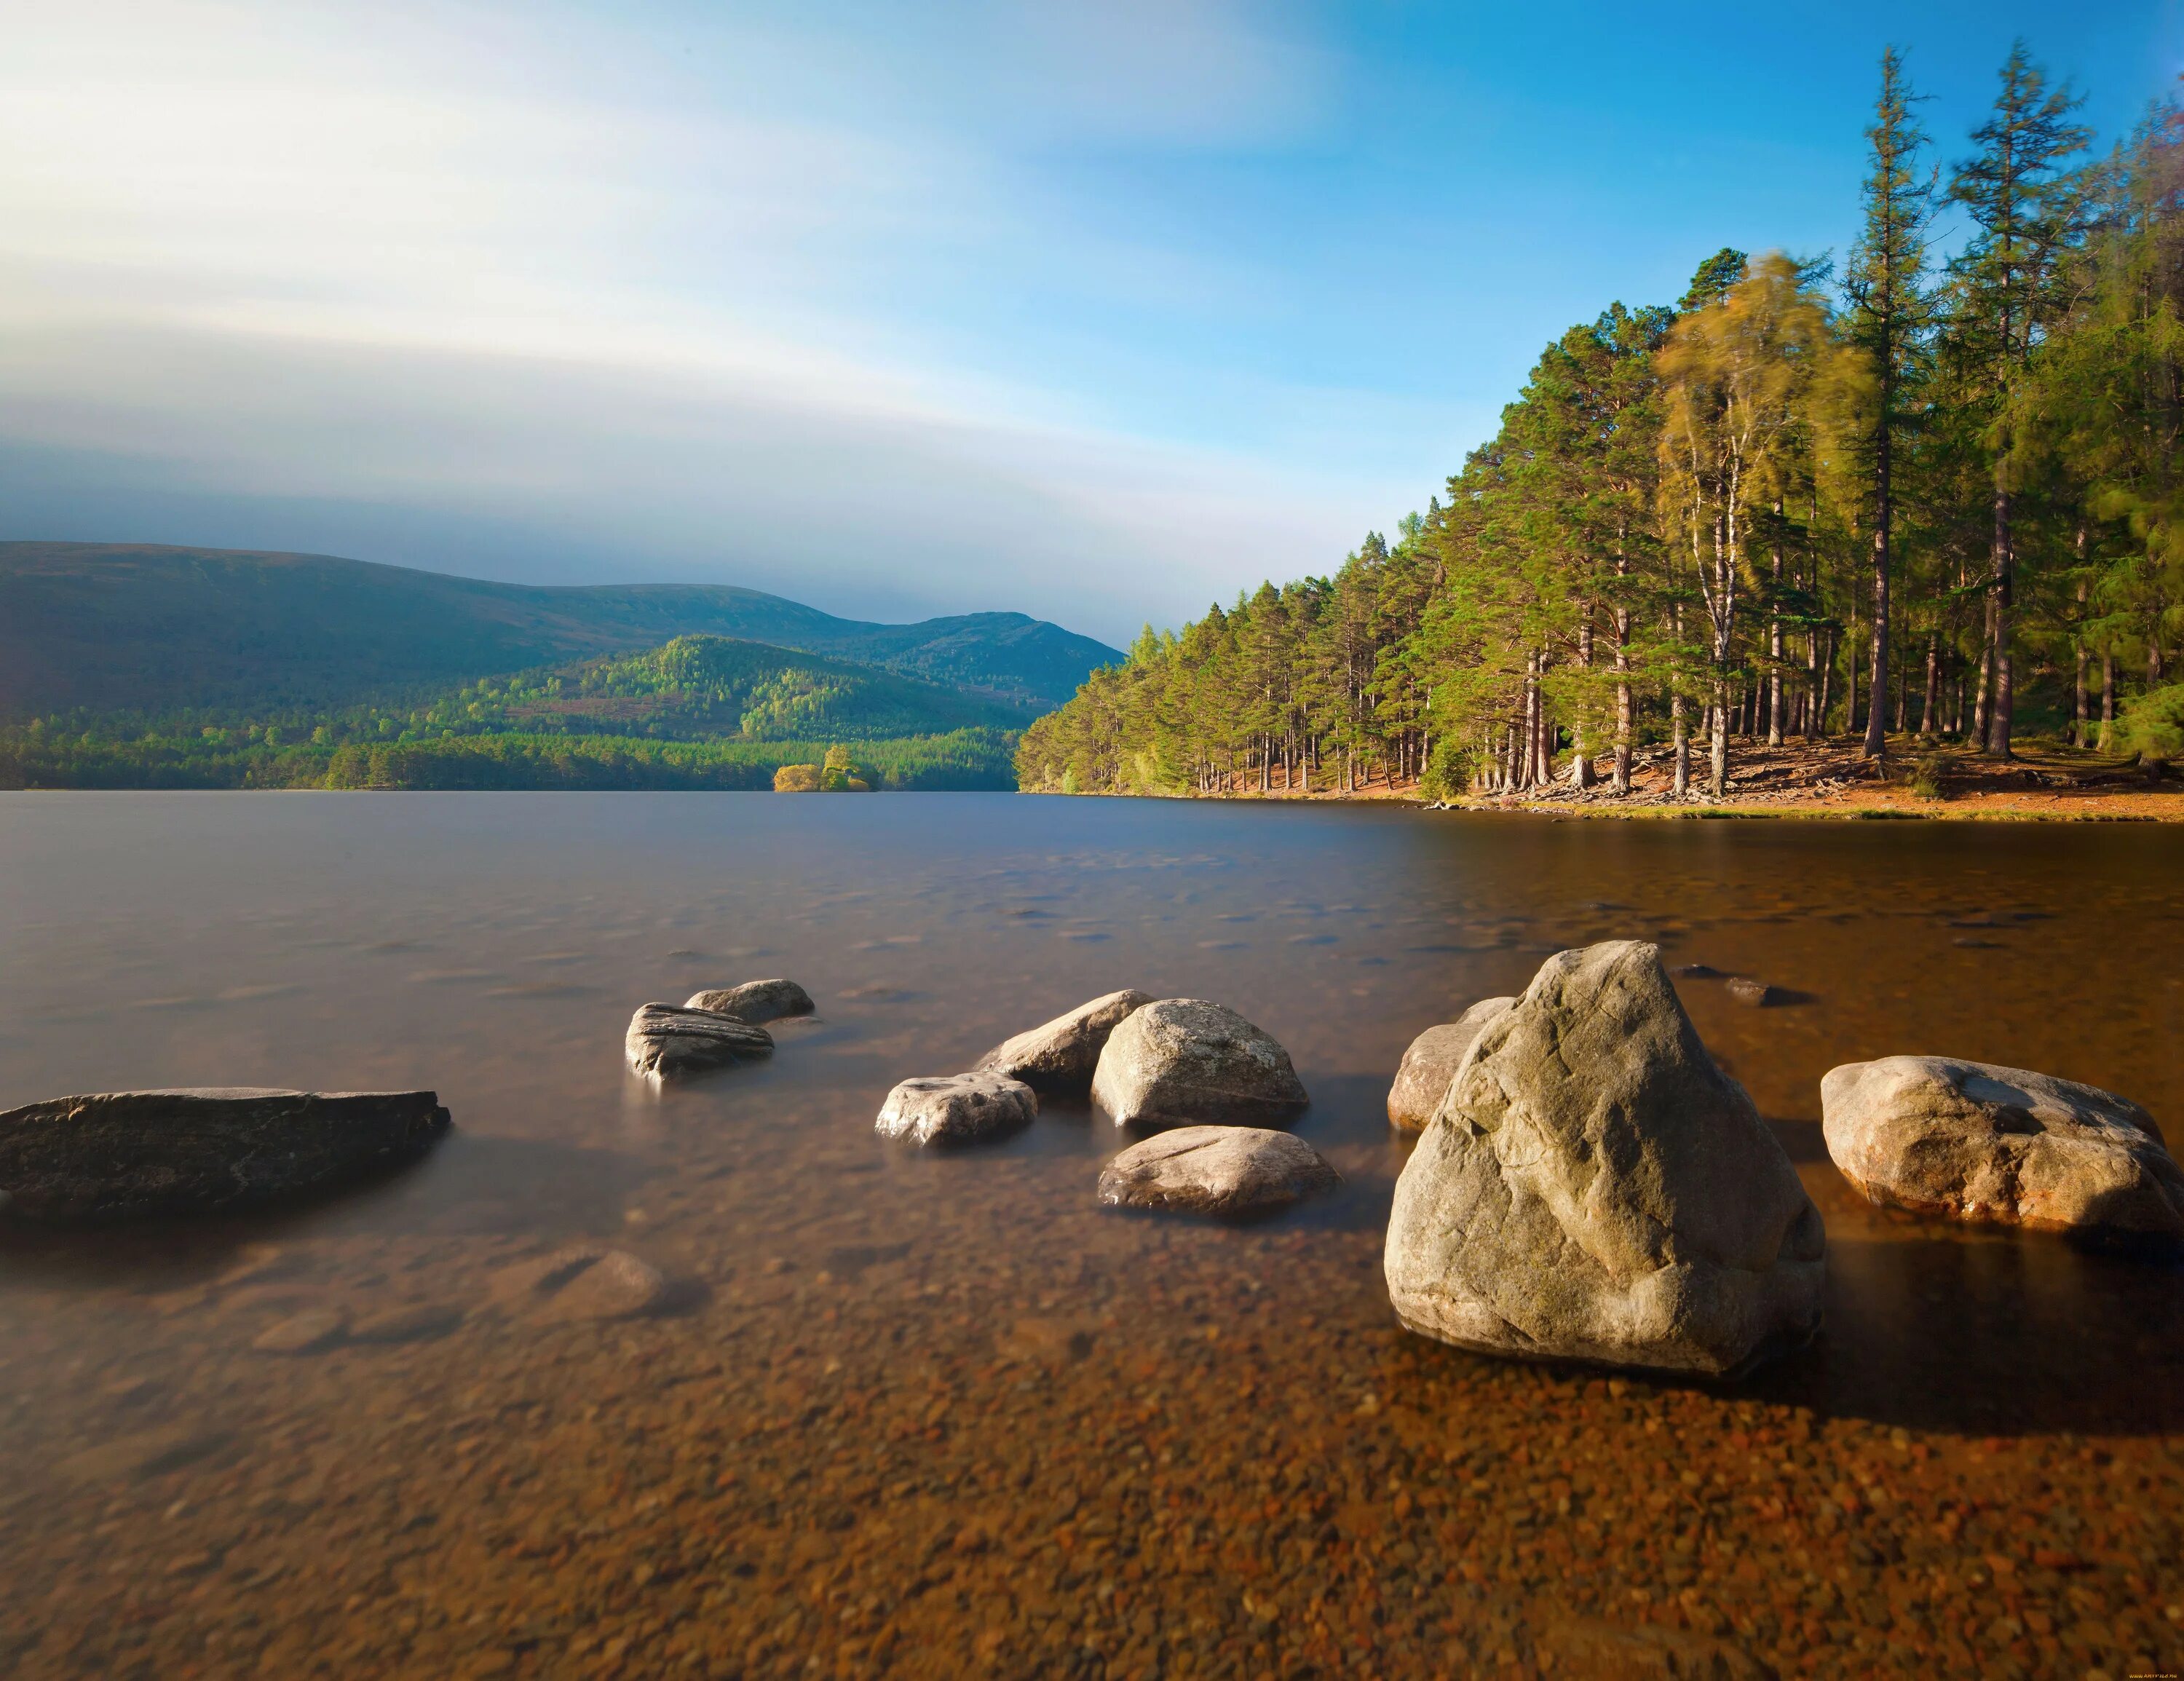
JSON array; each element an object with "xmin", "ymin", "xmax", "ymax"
[{"xmin": 0, "ymin": 0, "xmax": 1416, "ymax": 642}]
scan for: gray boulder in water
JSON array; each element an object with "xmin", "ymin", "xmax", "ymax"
[
  {"xmin": 976, "ymin": 989, "xmax": 1154, "ymax": 1092},
  {"xmin": 1386, "ymin": 997, "xmax": 1516, "ymax": 1132},
  {"xmin": 1821, "ymin": 1056, "xmax": 2184, "ymax": 1243},
  {"xmin": 1091, "ymin": 999, "xmax": 1307, "ymax": 1130},
  {"xmin": 0, "ymin": 1088, "xmax": 451, "ymax": 1224},
  {"xmin": 684, "ymin": 979, "xmax": 814, "ymax": 1024},
  {"xmin": 1098, "ymin": 1126, "xmax": 1340, "ymax": 1217},
  {"xmin": 876, "ymin": 1072, "xmax": 1037, "ymax": 1147},
  {"xmin": 1385, "ymin": 941, "xmax": 1824, "ymax": 1377},
  {"xmin": 626, "ymin": 1003, "xmax": 774, "ymax": 1080}
]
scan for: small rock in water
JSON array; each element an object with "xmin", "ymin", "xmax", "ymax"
[
  {"xmin": 1385, "ymin": 940, "xmax": 1824, "ymax": 1377},
  {"xmin": 491, "ymin": 1245, "xmax": 668, "ymax": 1321},
  {"xmin": 1091, "ymin": 1000, "xmax": 1308, "ymax": 1130},
  {"xmin": 1671, "ymin": 962, "xmax": 1725, "ymax": 979},
  {"xmin": 543, "ymin": 1251, "xmax": 668, "ymax": 1321},
  {"xmin": 0, "ymin": 1088, "xmax": 451, "ymax": 1224},
  {"xmin": 876, "ymin": 1072, "xmax": 1037, "ymax": 1147},
  {"xmin": 625, "ymin": 1004, "xmax": 774, "ymax": 1080},
  {"xmin": 349, "ymin": 1302, "xmax": 465, "ymax": 1345},
  {"xmin": 253, "ymin": 1308, "xmax": 347, "ymax": 1355},
  {"xmin": 1098, "ymin": 1126, "xmax": 1340, "ymax": 1217},
  {"xmin": 682, "ymin": 979, "xmax": 814, "ymax": 1024},
  {"xmin": 1822, "ymin": 1056, "xmax": 2184, "ymax": 1243},
  {"xmin": 1386, "ymin": 997, "xmax": 1516, "ymax": 1132},
  {"xmin": 976, "ymin": 989, "xmax": 1154, "ymax": 1092},
  {"xmin": 57, "ymin": 1425, "xmax": 226, "ymax": 1485},
  {"xmin": 1725, "ymin": 976, "xmax": 1777, "ymax": 1006}
]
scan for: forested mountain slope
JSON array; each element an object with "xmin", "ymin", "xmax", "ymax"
[{"xmin": 0, "ymin": 542, "xmax": 1122, "ymax": 718}]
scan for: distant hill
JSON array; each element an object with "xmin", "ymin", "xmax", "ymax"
[
  {"xmin": 0, "ymin": 542, "xmax": 1123, "ymax": 719},
  {"xmin": 425, "ymin": 634, "xmax": 1029, "ymax": 740}
]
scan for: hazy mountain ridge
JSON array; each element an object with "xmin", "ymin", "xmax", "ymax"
[{"xmin": 0, "ymin": 542, "xmax": 1123, "ymax": 719}]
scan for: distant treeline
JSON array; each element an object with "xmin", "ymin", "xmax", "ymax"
[
  {"xmin": 1022, "ymin": 50, "xmax": 2184, "ymax": 799},
  {"xmin": 0, "ymin": 727, "xmax": 1018, "ymax": 792}
]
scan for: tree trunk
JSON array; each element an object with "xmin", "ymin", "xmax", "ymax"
[
  {"xmin": 1846, "ymin": 630, "xmax": 1860, "ymax": 742},
  {"xmin": 2100, "ymin": 650, "xmax": 2116, "ymax": 752},
  {"xmin": 1613, "ymin": 597, "xmax": 1633, "ymax": 795},
  {"xmin": 1672, "ymin": 693, "xmax": 1690, "ymax": 798},
  {"xmin": 1864, "ymin": 494, "xmax": 1890, "ymax": 759},
  {"xmin": 2073, "ymin": 639, "xmax": 2089, "ymax": 749},
  {"xmin": 1986, "ymin": 483, "xmax": 2015, "ymax": 759},
  {"xmin": 1711, "ymin": 678, "xmax": 1729, "ymax": 799},
  {"xmin": 1768, "ymin": 514, "xmax": 1786, "ymax": 746},
  {"xmin": 1570, "ymin": 617, "xmax": 1594, "ymax": 788},
  {"xmin": 1920, "ymin": 633, "xmax": 1939, "ymax": 734},
  {"xmin": 1816, "ymin": 631, "xmax": 1835, "ymax": 738}
]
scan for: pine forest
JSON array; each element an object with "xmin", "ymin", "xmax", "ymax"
[{"xmin": 1019, "ymin": 47, "xmax": 2184, "ymax": 801}]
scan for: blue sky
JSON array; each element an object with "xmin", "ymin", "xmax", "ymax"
[{"xmin": 1, "ymin": 1, "xmax": 2177, "ymax": 645}]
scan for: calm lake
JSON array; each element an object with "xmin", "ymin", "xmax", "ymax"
[{"xmin": 2, "ymin": 792, "xmax": 2181, "ymax": 1679}]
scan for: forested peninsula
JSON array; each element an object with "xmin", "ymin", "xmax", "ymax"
[{"xmin": 1019, "ymin": 49, "xmax": 2184, "ymax": 811}]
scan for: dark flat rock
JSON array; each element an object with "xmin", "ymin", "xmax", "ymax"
[{"xmin": 0, "ymin": 1088, "xmax": 451, "ymax": 1225}]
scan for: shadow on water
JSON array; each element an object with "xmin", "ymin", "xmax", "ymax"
[
  {"xmin": 0, "ymin": 1134, "xmax": 648, "ymax": 1287},
  {"xmin": 1749, "ymin": 1228, "xmax": 2184, "ymax": 1437}
]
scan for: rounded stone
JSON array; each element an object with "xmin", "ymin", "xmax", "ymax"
[
  {"xmin": 876, "ymin": 1073, "xmax": 1037, "ymax": 1147},
  {"xmin": 1090, "ymin": 1000, "xmax": 1307, "ymax": 1130},
  {"xmin": 1098, "ymin": 1126, "xmax": 1340, "ymax": 1217}
]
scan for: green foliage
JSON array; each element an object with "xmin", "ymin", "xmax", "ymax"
[
  {"xmin": 1026, "ymin": 51, "xmax": 2184, "ymax": 800},
  {"xmin": 2119, "ymin": 684, "xmax": 2184, "ymax": 764}
]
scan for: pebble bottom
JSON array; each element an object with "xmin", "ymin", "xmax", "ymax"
[{"xmin": 1, "ymin": 1137, "xmax": 2180, "ymax": 1681}]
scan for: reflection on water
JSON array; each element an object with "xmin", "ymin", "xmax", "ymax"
[{"xmin": 2, "ymin": 792, "xmax": 2182, "ymax": 1677}]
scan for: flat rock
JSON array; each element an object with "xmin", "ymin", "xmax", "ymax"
[
  {"xmin": 625, "ymin": 1004, "xmax": 774, "ymax": 1080},
  {"xmin": 0, "ymin": 1088, "xmax": 451, "ymax": 1225},
  {"xmin": 976, "ymin": 989, "xmax": 1154, "ymax": 1092},
  {"xmin": 875, "ymin": 1072, "xmax": 1037, "ymax": 1147},
  {"xmin": 1090, "ymin": 1000, "xmax": 1308, "ymax": 1130},
  {"xmin": 1386, "ymin": 998, "xmax": 1516, "ymax": 1131},
  {"xmin": 683, "ymin": 979, "xmax": 814, "ymax": 1024},
  {"xmin": 1821, "ymin": 1056, "xmax": 2184, "ymax": 1242},
  {"xmin": 1725, "ymin": 976, "xmax": 1776, "ymax": 1007},
  {"xmin": 1385, "ymin": 941, "xmax": 1824, "ymax": 1377},
  {"xmin": 1098, "ymin": 1126, "xmax": 1340, "ymax": 1216},
  {"xmin": 252, "ymin": 1308, "xmax": 347, "ymax": 1355}
]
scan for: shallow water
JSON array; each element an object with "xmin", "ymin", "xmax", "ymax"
[{"xmin": 1, "ymin": 791, "xmax": 2181, "ymax": 1679}]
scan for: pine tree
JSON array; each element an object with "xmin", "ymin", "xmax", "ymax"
[
  {"xmin": 1842, "ymin": 48, "xmax": 1937, "ymax": 760},
  {"xmin": 1948, "ymin": 41, "xmax": 2093, "ymax": 758}
]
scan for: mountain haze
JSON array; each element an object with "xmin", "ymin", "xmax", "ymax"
[{"xmin": 0, "ymin": 543, "xmax": 1123, "ymax": 719}]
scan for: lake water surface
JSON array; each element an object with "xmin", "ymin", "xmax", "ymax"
[{"xmin": 2, "ymin": 793, "xmax": 2181, "ymax": 1679}]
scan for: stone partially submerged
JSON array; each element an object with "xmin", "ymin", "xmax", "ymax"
[
  {"xmin": 1386, "ymin": 998, "xmax": 1516, "ymax": 1131},
  {"xmin": 0, "ymin": 1088, "xmax": 451, "ymax": 1224},
  {"xmin": 1090, "ymin": 1000, "xmax": 1307, "ymax": 1130},
  {"xmin": 1385, "ymin": 941, "xmax": 1824, "ymax": 1377},
  {"xmin": 1821, "ymin": 1056, "xmax": 2184, "ymax": 1243},
  {"xmin": 976, "ymin": 989, "xmax": 1154, "ymax": 1092},
  {"xmin": 1098, "ymin": 1126, "xmax": 1340, "ymax": 1217},
  {"xmin": 877, "ymin": 1072, "xmax": 1037, "ymax": 1147},
  {"xmin": 684, "ymin": 979, "xmax": 815, "ymax": 1024},
  {"xmin": 626, "ymin": 1004, "xmax": 774, "ymax": 1080}
]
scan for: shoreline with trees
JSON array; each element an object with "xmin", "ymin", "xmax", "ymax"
[{"xmin": 1019, "ymin": 44, "xmax": 2184, "ymax": 819}]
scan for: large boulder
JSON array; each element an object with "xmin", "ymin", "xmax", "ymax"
[
  {"xmin": 876, "ymin": 1072, "xmax": 1037, "ymax": 1147},
  {"xmin": 1821, "ymin": 1056, "xmax": 2184, "ymax": 1243},
  {"xmin": 0, "ymin": 1088, "xmax": 451, "ymax": 1224},
  {"xmin": 1090, "ymin": 1000, "xmax": 1307, "ymax": 1130},
  {"xmin": 976, "ymin": 989, "xmax": 1154, "ymax": 1092},
  {"xmin": 1098, "ymin": 1126, "xmax": 1340, "ymax": 1217},
  {"xmin": 1385, "ymin": 941, "xmax": 1824, "ymax": 1377},
  {"xmin": 1386, "ymin": 998, "xmax": 1516, "ymax": 1131},
  {"xmin": 626, "ymin": 1004, "xmax": 774, "ymax": 1080},
  {"xmin": 684, "ymin": 980, "xmax": 814, "ymax": 1024}
]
